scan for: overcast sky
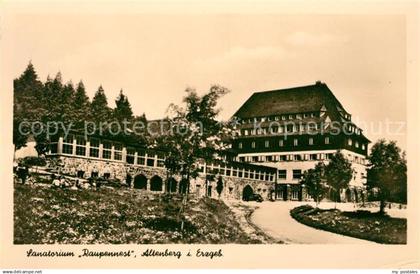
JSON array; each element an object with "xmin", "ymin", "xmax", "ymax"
[{"xmin": 7, "ymin": 13, "xmax": 406, "ymax": 150}]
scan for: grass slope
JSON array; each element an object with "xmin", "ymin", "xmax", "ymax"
[{"xmin": 14, "ymin": 183, "xmax": 260, "ymax": 244}]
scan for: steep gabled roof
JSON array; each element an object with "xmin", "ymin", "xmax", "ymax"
[{"xmin": 233, "ymin": 82, "xmax": 347, "ymax": 120}]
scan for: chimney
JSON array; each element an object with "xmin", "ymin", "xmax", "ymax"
[{"xmin": 315, "ymin": 80, "xmax": 323, "ymax": 85}]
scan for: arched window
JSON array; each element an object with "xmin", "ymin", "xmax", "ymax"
[
  {"xmin": 134, "ymin": 174, "xmax": 147, "ymax": 190},
  {"xmin": 150, "ymin": 175, "xmax": 163, "ymax": 191}
]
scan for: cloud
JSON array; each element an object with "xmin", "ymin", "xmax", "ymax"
[{"xmin": 285, "ymin": 31, "xmax": 348, "ymax": 46}]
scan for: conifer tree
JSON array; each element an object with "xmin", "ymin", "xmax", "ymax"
[
  {"xmin": 90, "ymin": 85, "xmax": 111, "ymax": 124},
  {"xmin": 42, "ymin": 72, "xmax": 64, "ymax": 121},
  {"xmin": 72, "ymin": 81, "xmax": 91, "ymax": 128},
  {"xmin": 58, "ymin": 81, "xmax": 76, "ymax": 123},
  {"xmin": 13, "ymin": 62, "xmax": 44, "ymax": 149},
  {"xmin": 113, "ymin": 89, "xmax": 134, "ymax": 122}
]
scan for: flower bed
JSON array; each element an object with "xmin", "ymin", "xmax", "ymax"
[{"xmin": 290, "ymin": 205, "xmax": 406, "ymax": 244}]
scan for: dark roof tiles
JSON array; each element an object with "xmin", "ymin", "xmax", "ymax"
[{"xmin": 233, "ymin": 82, "xmax": 345, "ymax": 119}]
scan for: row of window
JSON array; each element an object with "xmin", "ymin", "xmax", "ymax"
[
  {"xmin": 347, "ymin": 138, "xmax": 365, "ymax": 149},
  {"xmin": 58, "ymin": 137, "xmax": 166, "ymax": 167},
  {"xmin": 238, "ymin": 137, "xmax": 330, "ymax": 149},
  {"xmin": 239, "ymin": 112, "xmax": 318, "ymax": 124},
  {"xmin": 198, "ymin": 165, "xmax": 275, "ymax": 182},
  {"xmin": 238, "ymin": 137, "xmax": 366, "ymax": 151},
  {"xmin": 346, "ymin": 125, "xmax": 362, "ymax": 135},
  {"xmin": 238, "ymin": 153, "xmax": 334, "ymax": 163},
  {"xmin": 49, "ymin": 136, "xmax": 277, "ymax": 182},
  {"xmin": 277, "ymin": 168, "xmax": 365, "ymax": 182},
  {"xmin": 237, "ymin": 153, "xmax": 366, "ymax": 165},
  {"xmin": 240, "ymin": 123, "xmax": 319, "ymax": 136},
  {"xmin": 278, "ymin": 169, "xmax": 302, "ymax": 180},
  {"xmin": 238, "ymin": 123, "xmax": 363, "ymax": 138}
]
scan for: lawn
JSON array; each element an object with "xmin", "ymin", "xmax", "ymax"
[
  {"xmin": 14, "ymin": 183, "xmax": 262, "ymax": 244},
  {"xmin": 290, "ymin": 205, "xmax": 407, "ymax": 244}
]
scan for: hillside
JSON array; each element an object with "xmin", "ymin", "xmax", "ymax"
[{"xmin": 14, "ymin": 183, "xmax": 268, "ymax": 244}]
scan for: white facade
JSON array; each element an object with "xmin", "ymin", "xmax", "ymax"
[{"xmin": 237, "ymin": 148, "xmax": 367, "ymax": 188}]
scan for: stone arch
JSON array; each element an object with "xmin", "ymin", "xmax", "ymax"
[
  {"xmin": 345, "ymin": 188, "xmax": 352, "ymax": 202},
  {"xmin": 150, "ymin": 175, "xmax": 163, "ymax": 192},
  {"xmin": 242, "ymin": 185, "xmax": 254, "ymax": 201},
  {"xmin": 134, "ymin": 174, "xmax": 147, "ymax": 190},
  {"xmin": 166, "ymin": 177, "xmax": 178, "ymax": 193}
]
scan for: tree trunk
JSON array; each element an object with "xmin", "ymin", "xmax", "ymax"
[
  {"xmin": 334, "ymin": 189, "xmax": 341, "ymax": 209},
  {"xmin": 379, "ymin": 198, "xmax": 386, "ymax": 215},
  {"xmin": 334, "ymin": 189, "xmax": 337, "ymax": 209},
  {"xmin": 165, "ymin": 170, "xmax": 169, "ymax": 193},
  {"xmin": 180, "ymin": 171, "xmax": 191, "ymax": 232}
]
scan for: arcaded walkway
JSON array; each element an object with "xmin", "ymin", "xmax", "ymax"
[{"xmin": 249, "ymin": 201, "xmax": 377, "ymax": 244}]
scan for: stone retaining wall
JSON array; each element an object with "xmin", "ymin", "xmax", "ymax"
[{"xmin": 46, "ymin": 155, "xmax": 275, "ymax": 201}]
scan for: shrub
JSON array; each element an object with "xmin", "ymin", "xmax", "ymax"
[{"xmin": 21, "ymin": 156, "xmax": 46, "ymax": 167}]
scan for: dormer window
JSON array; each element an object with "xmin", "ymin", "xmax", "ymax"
[
  {"xmin": 355, "ymin": 141, "xmax": 359, "ymax": 148},
  {"xmin": 299, "ymin": 124, "xmax": 304, "ymax": 132},
  {"xmin": 308, "ymin": 123, "xmax": 317, "ymax": 131},
  {"xmin": 289, "ymin": 114, "xmax": 293, "ymax": 120},
  {"xmin": 348, "ymin": 139, "xmax": 353, "ymax": 146},
  {"xmin": 238, "ymin": 142, "xmax": 243, "ymax": 149},
  {"xmin": 281, "ymin": 115, "xmax": 286, "ymax": 120},
  {"xmin": 279, "ymin": 140, "xmax": 284, "ymax": 147},
  {"xmin": 251, "ymin": 142, "xmax": 256, "ymax": 148},
  {"xmin": 362, "ymin": 144, "xmax": 366, "ymax": 150},
  {"xmin": 261, "ymin": 117, "xmax": 266, "ymax": 122},
  {"xmin": 309, "ymin": 138, "xmax": 313, "ymax": 145},
  {"xmin": 244, "ymin": 130, "xmax": 249, "ymax": 136},
  {"xmin": 278, "ymin": 126, "xmax": 284, "ymax": 133},
  {"xmin": 303, "ymin": 113, "xmax": 308, "ymax": 118},
  {"xmin": 296, "ymin": 114, "xmax": 302, "ymax": 120},
  {"xmin": 265, "ymin": 140, "xmax": 270, "ymax": 148}
]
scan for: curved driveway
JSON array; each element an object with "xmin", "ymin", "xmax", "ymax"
[{"xmin": 250, "ymin": 201, "xmax": 376, "ymax": 244}]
